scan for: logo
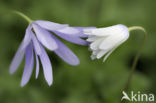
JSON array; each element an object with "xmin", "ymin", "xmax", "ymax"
[{"xmin": 121, "ymin": 91, "xmax": 155, "ymax": 102}]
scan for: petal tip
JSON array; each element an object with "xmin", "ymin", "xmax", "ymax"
[
  {"xmin": 69, "ymin": 57, "xmax": 80, "ymax": 66},
  {"xmin": 20, "ymin": 81, "xmax": 26, "ymax": 87},
  {"xmin": 35, "ymin": 76, "xmax": 38, "ymax": 79},
  {"xmin": 9, "ymin": 69, "xmax": 14, "ymax": 74},
  {"xmin": 72, "ymin": 60, "xmax": 80, "ymax": 66},
  {"xmin": 47, "ymin": 80, "xmax": 53, "ymax": 86}
]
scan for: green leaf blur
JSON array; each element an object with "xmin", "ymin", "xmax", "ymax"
[{"xmin": 0, "ymin": 0, "xmax": 156, "ymax": 103}]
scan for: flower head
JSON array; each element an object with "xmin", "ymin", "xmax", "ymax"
[
  {"xmin": 10, "ymin": 20, "xmax": 90, "ymax": 87},
  {"xmin": 84, "ymin": 24, "xmax": 129, "ymax": 62}
]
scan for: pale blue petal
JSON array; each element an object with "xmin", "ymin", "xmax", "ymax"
[
  {"xmin": 21, "ymin": 25, "xmax": 32, "ymax": 50},
  {"xmin": 9, "ymin": 26, "xmax": 32, "ymax": 74},
  {"xmin": 54, "ymin": 31, "xmax": 88, "ymax": 45},
  {"xmin": 32, "ymin": 23, "xmax": 58, "ymax": 51},
  {"xmin": 56, "ymin": 27, "xmax": 80, "ymax": 35},
  {"xmin": 9, "ymin": 42, "xmax": 25, "ymax": 74},
  {"xmin": 51, "ymin": 35, "xmax": 80, "ymax": 65},
  {"xmin": 73, "ymin": 27, "xmax": 96, "ymax": 37},
  {"xmin": 31, "ymin": 31, "xmax": 42, "ymax": 55},
  {"xmin": 39, "ymin": 45, "xmax": 53, "ymax": 86},
  {"xmin": 35, "ymin": 53, "xmax": 39, "ymax": 79},
  {"xmin": 35, "ymin": 20, "xmax": 68, "ymax": 31},
  {"xmin": 21, "ymin": 43, "xmax": 34, "ymax": 87}
]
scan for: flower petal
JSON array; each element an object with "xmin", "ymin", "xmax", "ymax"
[
  {"xmin": 103, "ymin": 48, "xmax": 115, "ymax": 62},
  {"xmin": 39, "ymin": 45, "xmax": 53, "ymax": 86},
  {"xmin": 90, "ymin": 38, "xmax": 104, "ymax": 50},
  {"xmin": 73, "ymin": 27, "xmax": 96, "ymax": 37},
  {"xmin": 9, "ymin": 26, "xmax": 32, "ymax": 74},
  {"xmin": 91, "ymin": 54, "xmax": 97, "ymax": 60},
  {"xmin": 96, "ymin": 50, "xmax": 108, "ymax": 59},
  {"xmin": 87, "ymin": 36, "xmax": 102, "ymax": 42},
  {"xmin": 51, "ymin": 35, "xmax": 80, "ymax": 66},
  {"xmin": 54, "ymin": 31, "xmax": 88, "ymax": 45},
  {"xmin": 35, "ymin": 53, "xmax": 39, "ymax": 79},
  {"xmin": 21, "ymin": 25, "xmax": 32, "ymax": 50},
  {"xmin": 31, "ymin": 32, "xmax": 42, "ymax": 55},
  {"xmin": 21, "ymin": 43, "xmax": 34, "ymax": 87},
  {"xmin": 57, "ymin": 27, "xmax": 80, "ymax": 35},
  {"xmin": 99, "ymin": 35, "xmax": 124, "ymax": 50},
  {"xmin": 37, "ymin": 23, "xmax": 90, "ymax": 45},
  {"xmin": 56, "ymin": 27, "xmax": 96, "ymax": 37},
  {"xmin": 32, "ymin": 23, "xmax": 58, "ymax": 51},
  {"xmin": 9, "ymin": 43, "xmax": 25, "ymax": 74},
  {"xmin": 35, "ymin": 20, "xmax": 68, "ymax": 30},
  {"xmin": 83, "ymin": 28, "xmax": 110, "ymax": 36}
]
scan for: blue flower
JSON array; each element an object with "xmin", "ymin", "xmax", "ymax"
[{"xmin": 10, "ymin": 20, "xmax": 92, "ymax": 87}]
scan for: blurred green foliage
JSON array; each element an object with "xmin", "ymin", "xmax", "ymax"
[{"xmin": 0, "ymin": 0, "xmax": 156, "ymax": 103}]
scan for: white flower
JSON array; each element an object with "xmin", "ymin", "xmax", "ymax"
[{"xmin": 84, "ymin": 24, "xmax": 129, "ymax": 62}]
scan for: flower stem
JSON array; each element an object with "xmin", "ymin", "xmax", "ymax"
[
  {"xmin": 120, "ymin": 26, "xmax": 146, "ymax": 103},
  {"xmin": 11, "ymin": 11, "xmax": 33, "ymax": 23},
  {"xmin": 125, "ymin": 26, "xmax": 147, "ymax": 91}
]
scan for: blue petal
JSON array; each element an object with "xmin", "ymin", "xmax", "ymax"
[
  {"xmin": 73, "ymin": 27, "xmax": 96, "ymax": 37},
  {"xmin": 51, "ymin": 34, "xmax": 80, "ymax": 65},
  {"xmin": 21, "ymin": 43, "xmax": 34, "ymax": 87},
  {"xmin": 21, "ymin": 25, "xmax": 32, "ymax": 49},
  {"xmin": 39, "ymin": 44, "xmax": 53, "ymax": 86},
  {"xmin": 35, "ymin": 53, "xmax": 39, "ymax": 79},
  {"xmin": 31, "ymin": 31, "xmax": 42, "ymax": 55},
  {"xmin": 56, "ymin": 27, "xmax": 96, "ymax": 37},
  {"xmin": 56, "ymin": 27, "xmax": 80, "ymax": 35},
  {"xmin": 35, "ymin": 20, "xmax": 68, "ymax": 31},
  {"xmin": 54, "ymin": 31, "xmax": 89, "ymax": 45},
  {"xmin": 10, "ymin": 25, "xmax": 32, "ymax": 74},
  {"xmin": 32, "ymin": 23, "xmax": 58, "ymax": 51},
  {"xmin": 36, "ymin": 23, "xmax": 89, "ymax": 45},
  {"xmin": 9, "ymin": 43, "xmax": 25, "ymax": 74}
]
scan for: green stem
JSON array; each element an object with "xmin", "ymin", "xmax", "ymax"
[
  {"xmin": 120, "ymin": 26, "xmax": 146, "ymax": 103},
  {"xmin": 125, "ymin": 26, "xmax": 147, "ymax": 91},
  {"xmin": 1, "ymin": 10, "xmax": 33, "ymax": 23},
  {"xmin": 11, "ymin": 11, "xmax": 33, "ymax": 23}
]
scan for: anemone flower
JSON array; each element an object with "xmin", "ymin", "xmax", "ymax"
[
  {"xmin": 84, "ymin": 24, "xmax": 147, "ymax": 92},
  {"xmin": 84, "ymin": 24, "xmax": 129, "ymax": 62},
  {"xmin": 10, "ymin": 20, "xmax": 91, "ymax": 87}
]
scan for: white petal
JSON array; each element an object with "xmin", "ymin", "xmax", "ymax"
[
  {"xmin": 90, "ymin": 38, "xmax": 104, "ymax": 50},
  {"xmin": 91, "ymin": 54, "xmax": 97, "ymax": 60},
  {"xmin": 87, "ymin": 36, "xmax": 101, "ymax": 42},
  {"xmin": 96, "ymin": 50, "xmax": 108, "ymax": 59},
  {"xmin": 83, "ymin": 29, "xmax": 95, "ymax": 35},
  {"xmin": 92, "ymin": 49, "xmax": 100, "ymax": 55},
  {"xmin": 57, "ymin": 27, "xmax": 80, "ymax": 35},
  {"xmin": 84, "ymin": 28, "xmax": 109, "ymax": 36},
  {"xmin": 86, "ymin": 24, "xmax": 129, "ymax": 62},
  {"xmin": 103, "ymin": 48, "xmax": 116, "ymax": 62}
]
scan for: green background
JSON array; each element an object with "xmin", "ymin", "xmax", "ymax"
[{"xmin": 0, "ymin": 0, "xmax": 156, "ymax": 103}]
